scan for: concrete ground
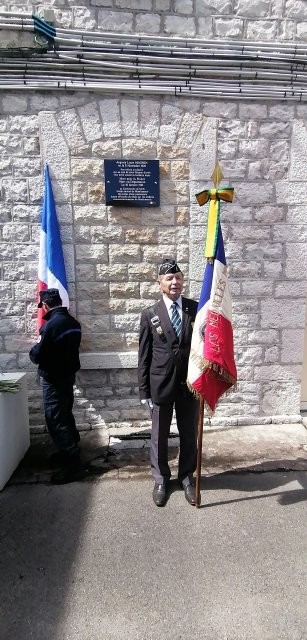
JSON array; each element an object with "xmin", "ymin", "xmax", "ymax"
[
  {"xmin": 7, "ymin": 421, "xmax": 307, "ymax": 484},
  {"xmin": 1, "ymin": 474, "xmax": 307, "ymax": 640},
  {"xmin": 1, "ymin": 422, "xmax": 307, "ymax": 640}
]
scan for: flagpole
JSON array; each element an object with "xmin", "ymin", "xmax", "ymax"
[
  {"xmin": 195, "ymin": 397, "xmax": 204, "ymax": 508},
  {"xmin": 195, "ymin": 162, "xmax": 222, "ymax": 509}
]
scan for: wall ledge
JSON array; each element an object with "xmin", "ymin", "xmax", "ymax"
[{"xmin": 80, "ymin": 352, "xmax": 138, "ymax": 369}]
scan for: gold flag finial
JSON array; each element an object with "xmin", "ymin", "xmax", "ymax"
[{"xmin": 211, "ymin": 161, "xmax": 224, "ymax": 188}]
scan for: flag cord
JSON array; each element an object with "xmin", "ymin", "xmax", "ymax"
[{"xmin": 195, "ymin": 397, "xmax": 204, "ymax": 508}]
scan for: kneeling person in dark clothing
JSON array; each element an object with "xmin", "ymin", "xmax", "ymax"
[{"xmin": 29, "ymin": 288, "xmax": 83, "ymax": 484}]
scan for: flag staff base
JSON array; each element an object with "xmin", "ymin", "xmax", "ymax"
[{"xmin": 195, "ymin": 397, "xmax": 204, "ymax": 508}]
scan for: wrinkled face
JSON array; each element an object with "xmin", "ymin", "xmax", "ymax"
[{"xmin": 158, "ymin": 272, "xmax": 184, "ymax": 301}]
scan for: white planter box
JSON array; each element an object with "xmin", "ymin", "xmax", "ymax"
[{"xmin": 0, "ymin": 373, "xmax": 30, "ymax": 491}]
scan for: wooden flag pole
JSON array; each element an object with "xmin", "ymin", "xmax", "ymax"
[{"xmin": 195, "ymin": 397, "xmax": 204, "ymax": 508}]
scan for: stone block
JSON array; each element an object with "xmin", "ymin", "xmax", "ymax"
[
  {"xmin": 2, "ymin": 223, "xmax": 29, "ymax": 242},
  {"xmin": 121, "ymin": 99, "xmax": 139, "ymax": 137},
  {"xmin": 236, "ymin": 346, "xmax": 263, "ymax": 365},
  {"xmin": 74, "ymin": 205, "xmax": 107, "ymax": 223},
  {"xmin": 109, "ymin": 244, "xmax": 141, "ymax": 263},
  {"xmin": 285, "ymin": 0, "xmax": 307, "ymax": 18},
  {"xmin": 1, "ymin": 179, "xmax": 27, "ymax": 204},
  {"xmin": 71, "ymin": 159, "xmax": 102, "ymax": 178},
  {"xmin": 136, "ymin": 13, "xmax": 160, "ymax": 33},
  {"xmin": 218, "ymin": 139, "xmax": 237, "ymax": 158},
  {"xmin": 164, "ymin": 15, "xmax": 196, "ymax": 36},
  {"xmin": 122, "ymin": 139, "xmax": 157, "ymax": 157},
  {"xmin": 0, "ymin": 134, "xmax": 23, "ymax": 155},
  {"xmin": 197, "ymin": 17, "xmax": 214, "ymax": 38},
  {"xmin": 229, "ymin": 261, "xmax": 262, "ymax": 278},
  {"xmin": 92, "ymin": 226, "xmax": 123, "ymax": 242},
  {"xmin": 196, "ymin": 0, "xmax": 232, "ymax": 14},
  {"xmin": 241, "ymin": 280, "xmax": 273, "ymax": 297},
  {"xmin": 108, "ymin": 207, "xmax": 141, "ymax": 225},
  {"xmin": 264, "ymin": 346, "xmax": 280, "ymax": 363},
  {"xmin": 125, "ymin": 228, "xmax": 157, "ymax": 243},
  {"xmin": 128, "ymin": 263, "xmax": 157, "ymax": 280},
  {"xmin": 275, "ymin": 281, "xmax": 307, "ymax": 298},
  {"xmin": 219, "ymin": 119, "xmax": 246, "ymax": 139},
  {"xmin": 286, "ymin": 243, "xmax": 307, "ymax": 277},
  {"xmin": 141, "ymin": 207, "xmax": 174, "ymax": 225},
  {"xmin": 78, "ymin": 315, "xmax": 110, "ymax": 332},
  {"xmin": 234, "ymin": 0, "xmax": 270, "ymax": 17},
  {"xmin": 92, "ymin": 140, "xmax": 122, "ymax": 157},
  {"xmin": 99, "ymin": 98, "xmax": 122, "ymax": 137},
  {"xmin": 76, "ymin": 244, "xmax": 108, "ymax": 263},
  {"xmin": 254, "ymin": 206, "xmax": 285, "ymax": 223},
  {"xmin": 239, "ymin": 139, "xmax": 269, "ymax": 159},
  {"xmin": 234, "ymin": 182, "xmax": 274, "ymax": 205},
  {"xmin": 244, "ymin": 241, "xmax": 282, "ymax": 260},
  {"xmin": 12, "ymin": 205, "xmax": 40, "ymax": 222},
  {"xmin": 98, "ymin": 10, "xmax": 133, "ymax": 31},
  {"xmin": 140, "ymin": 100, "xmax": 160, "ymax": 139},
  {"xmin": 95, "ymin": 264, "xmax": 128, "ymax": 281},
  {"xmin": 2, "ymin": 96, "xmax": 27, "ymax": 114},
  {"xmin": 262, "ymin": 382, "xmax": 300, "ymax": 414},
  {"xmin": 247, "ymin": 161, "xmax": 262, "ymax": 180},
  {"xmin": 176, "ymin": 113, "xmax": 203, "ymax": 148},
  {"xmin": 38, "ymin": 112, "xmax": 70, "ymax": 180},
  {"xmin": 110, "ymin": 283, "xmax": 140, "ymax": 298},
  {"xmin": 246, "ymin": 19, "xmax": 277, "ymax": 40},
  {"xmin": 77, "ymin": 282, "xmax": 109, "ymax": 297},
  {"xmin": 261, "ymin": 300, "xmax": 305, "ymax": 329},
  {"xmin": 190, "ymin": 117, "xmax": 218, "ymax": 181},
  {"xmin": 9, "ymin": 115, "xmax": 39, "ymax": 135},
  {"xmin": 281, "ymin": 329, "xmax": 304, "ymax": 364},
  {"xmin": 88, "ymin": 183, "xmax": 104, "ymax": 204},
  {"xmin": 78, "ymin": 102, "xmax": 103, "ymax": 142},
  {"xmin": 215, "ymin": 18, "xmax": 244, "ymax": 37},
  {"xmin": 73, "ymin": 7, "xmax": 96, "ymax": 29},
  {"xmin": 75, "ymin": 264, "xmax": 95, "ymax": 281}
]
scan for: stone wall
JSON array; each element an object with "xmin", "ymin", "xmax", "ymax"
[{"xmin": 1, "ymin": 0, "xmax": 307, "ymax": 434}]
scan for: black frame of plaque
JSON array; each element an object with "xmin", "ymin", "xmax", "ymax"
[{"xmin": 104, "ymin": 159, "xmax": 160, "ymax": 207}]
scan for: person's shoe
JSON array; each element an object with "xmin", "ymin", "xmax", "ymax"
[
  {"xmin": 50, "ymin": 456, "xmax": 87, "ymax": 485},
  {"xmin": 152, "ymin": 483, "xmax": 168, "ymax": 507},
  {"xmin": 183, "ymin": 483, "xmax": 197, "ymax": 506},
  {"xmin": 48, "ymin": 451, "xmax": 69, "ymax": 465}
]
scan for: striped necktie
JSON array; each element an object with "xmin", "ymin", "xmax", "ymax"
[{"xmin": 171, "ymin": 302, "xmax": 182, "ymax": 339}]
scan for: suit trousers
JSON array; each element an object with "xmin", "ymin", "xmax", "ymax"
[
  {"xmin": 150, "ymin": 392, "xmax": 198, "ymax": 485},
  {"xmin": 42, "ymin": 377, "xmax": 80, "ymax": 456}
]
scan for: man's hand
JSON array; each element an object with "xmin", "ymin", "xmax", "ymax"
[{"xmin": 141, "ymin": 398, "xmax": 154, "ymax": 414}]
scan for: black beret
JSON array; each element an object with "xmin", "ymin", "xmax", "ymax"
[
  {"xmin": 158, "ymin": 258, "xmax": 182, "ymax": 276},
  {"xmin": 38, "ymin": 288, "xmax": 62, "ymax": 308}
]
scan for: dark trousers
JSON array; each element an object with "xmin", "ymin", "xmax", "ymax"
[
  {"xmin": 42, "ymin": 377, "xmax": 80, "ymax": 457},
  {"xmin": 150, "ymin": 393, "xmax": 198, "ymax": 485}
]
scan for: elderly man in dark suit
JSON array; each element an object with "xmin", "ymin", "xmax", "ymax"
[{"xmin": 138, "ymin": 258, "xmax": 199, "ymax": 507}]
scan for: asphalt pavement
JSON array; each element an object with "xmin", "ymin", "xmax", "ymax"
[{"xmin": 1, "ymin": 472, "xmax": 307, "ymax": 640}]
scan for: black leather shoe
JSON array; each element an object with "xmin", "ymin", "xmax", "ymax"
[
  {"xmin": 152, "ymin": 483, "xmax": 167, "ymax": 507},
  {"xmin": 183, "ymin": 483, "xmax": 197, "ymax": 506},
  {"xmin": 51, "ymin": 464, "xmax": 88, "ymax": 485}
]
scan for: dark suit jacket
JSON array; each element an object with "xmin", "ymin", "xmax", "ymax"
[{"xmin": 138, "ymin": 296, "xmax": 198, "ymax": 404}]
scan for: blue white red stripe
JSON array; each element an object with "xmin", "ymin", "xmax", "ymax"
[
  {"xmin": 187, "ymin": 222, "xmax": 237, "ymax": 412},
  {"xmin": 37, "ymin": 164, "xmax": 69, "ymax": 330}
]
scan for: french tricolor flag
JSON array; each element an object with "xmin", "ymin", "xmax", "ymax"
[
  {"xmin": 187, "ymin": 222, "xmax": 237, "ymax": 413},
  {"xmin": 37, "ymin": 164, "xmax": 69, "ymax": 330}
]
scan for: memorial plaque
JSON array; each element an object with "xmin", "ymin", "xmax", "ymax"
[{"xmin": 104, "ymin": 159, "xmax": 160, "ymax": 207}]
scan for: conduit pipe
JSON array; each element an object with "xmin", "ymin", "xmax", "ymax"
[{"xmin": 1, "ymin": 11, "xmax": 307, "ymax": 99}]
